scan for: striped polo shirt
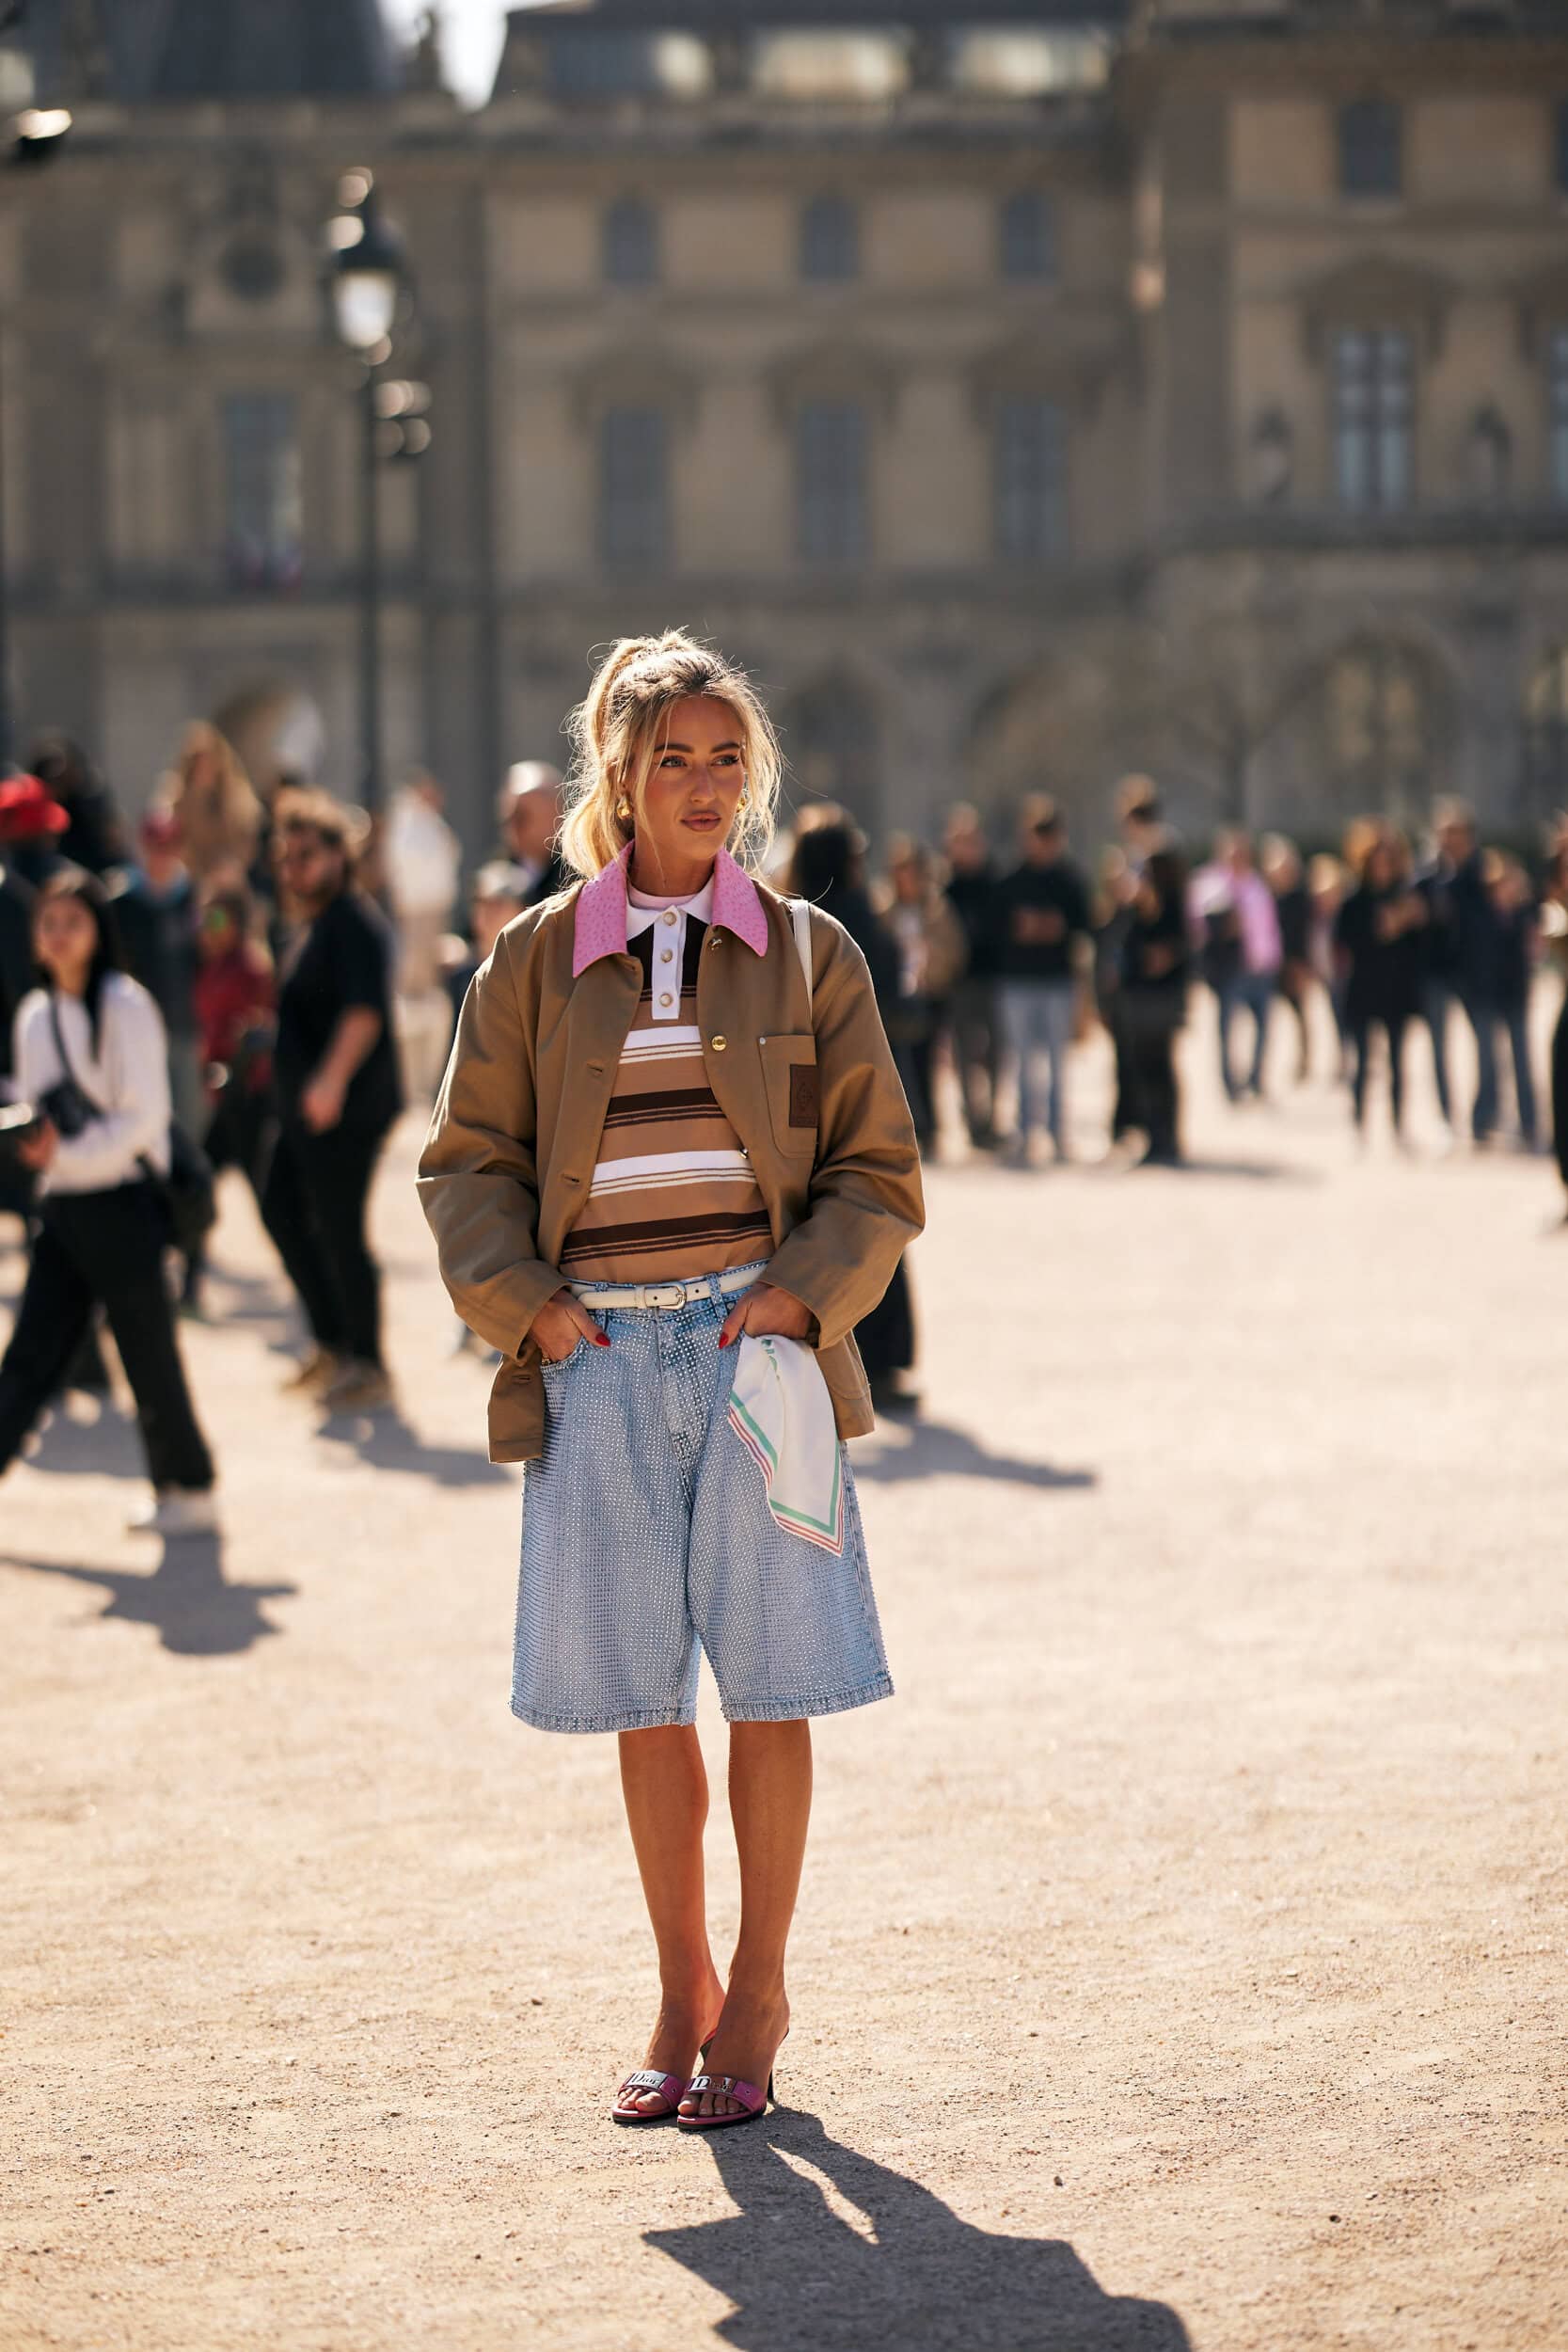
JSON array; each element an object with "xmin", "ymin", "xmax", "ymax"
[{"xmin": 560, "ymin": 881, "xmax": 773, "ymax": 1283}]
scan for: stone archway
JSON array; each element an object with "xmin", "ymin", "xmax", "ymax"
[
  {"xmin": 776, "ymin": 669, "xmax": 881, "ymax": 837},
  {"xmin": 1287, "ymin": 636, "xmax": 1452, "ymax": 831},
  {"xmin": 1524, "ymin": 645, "xmax": 1568, "ymax": 821},
  {"xmin": 964, "ymin": 656, "xmax": 1125, "ymax": 855},
  {"xmin": 209, "ymin": 681, "xmax": 325, "ymax": 797}
]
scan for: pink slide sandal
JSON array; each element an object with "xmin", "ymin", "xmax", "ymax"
[
  {"xmin": 676, "ymin": 2066, "xmax": 776, "ymax": 2132},
  {"xmin": 610, "ymin": 2067, "xmax": 689, "ymax": 2125}
]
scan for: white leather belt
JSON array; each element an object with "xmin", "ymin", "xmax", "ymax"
[{"xmin": 567, "ymin": 1266, "xmax": 760, "ymax": 1311}]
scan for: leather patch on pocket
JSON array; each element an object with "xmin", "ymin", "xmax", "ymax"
[{"xmin": 788, "ymin": 1063, "xmax": 819, "ymax": 1127}]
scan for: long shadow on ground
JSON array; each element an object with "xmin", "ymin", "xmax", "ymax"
[
  {"xmin": 649, "ymin": 2109, "xmax": 1189, "ymax": 2352},
  {"xmin": 857, "ymin": 1419, "xmax": 1096, "ymax": 1492},
  {"xmin": 0, "ymin": 1534, "xmax": 295, "ymax": 1656},
  {"xmin": 313, "ymin": 1405, "xmax": 508, "ymax": 1489}
]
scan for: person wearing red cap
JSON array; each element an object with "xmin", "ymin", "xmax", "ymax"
[{"xmin": 0, "ymin": 772, "xmax": 71, "ymax": 890}]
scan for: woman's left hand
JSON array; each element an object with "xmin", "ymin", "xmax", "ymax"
[{"xmin": 718, "ymin": 1281, "xmax": 816, "ymax": 1351}]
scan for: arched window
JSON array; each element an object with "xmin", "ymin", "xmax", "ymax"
[
  {"xmin": 1338, "ymin": 99, "xmax": 1402, "ymax": 199},
  {"xmin": 995, "ymin": 398, "xmax": 1067, "ymax": 560},
  {"xmin": 1525, "ymin": 648, "xmax": 1568, "ymax": 813},
  {"xmin": 603, "ymin": 197, "xmax": 657, "ymax": 288},
  {"xmin": 779, "ymin": 672, "xmax": 880, "ymax": 834},
  {"xmin": 800, "ymin": 195, "xmax": 859, "ymax": 283},
  {"xmin": 1548, "ymin": 326, "xmax": 1568, "ymax": 504},
  {"xmin": 796, "ymin": 400, "xmax": 868, "ymax": 565},
  {"xmin": 999, "ymin": 191, "xmax": 1056, "ymax": 283},
  {"xmin": 598, "ymin": 406, "xmax": 668, "ymax": 568},
  {"xmin": 1319, "ymin": 642, "xmax": 1433, "ymax": 816}
]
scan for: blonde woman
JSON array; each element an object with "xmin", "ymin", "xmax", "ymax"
[
  {"xmin": 419, "ymin": 632, "xmax": 922, "ymax": 2130},
  {"xmin": 155, "ymin": 722, "xmax": 263, "ymax": 882}
]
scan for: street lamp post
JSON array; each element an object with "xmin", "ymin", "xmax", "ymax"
[
  {"xmin": 0, "ymin": 104, "xmax": 72, "ymax": 772},
  {"xmin": 325, "ymin": 171, "xmax": 422, "ymax": 814}
]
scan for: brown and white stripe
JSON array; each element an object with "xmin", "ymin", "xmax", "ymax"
[{"xmin": 560, "ymin": 918, "xmax": 773, "ymax": 1281}]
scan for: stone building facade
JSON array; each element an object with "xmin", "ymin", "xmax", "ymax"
[{"xmin": 3, "ymin": 0, "xmax": 1568, "ymax": 854}]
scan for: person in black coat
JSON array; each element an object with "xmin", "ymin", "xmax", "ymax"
[
  {"xmin": 261, "ymin": 791, "xmax": 403, "ymax": 1412},
  {"xmin": 24, "ymin": 733, "xmax": 126, "ymax": 878},
  {"xmin": 791, "ymin": 817, "xmax": 916, "ymax": 1411},
  {"xmin": 1333, "ymin": 826, "xmax": 1429, "ymax": 1146},
  {"xmin": 1429, "ymin": 801, "xmax": 1508, "ymax": 1144},
  {"xmin": 1118, "ymin": 841, "xmax": 1190, "ymax": 1168},
  {"xmin": 940, "ymin": 803, "xmax": 1002, "ymax": 1150}
]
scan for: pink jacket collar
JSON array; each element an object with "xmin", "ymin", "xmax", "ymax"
[{"xmin": 572, "ymin": 843, "xmax": 770, "ymax": 977}]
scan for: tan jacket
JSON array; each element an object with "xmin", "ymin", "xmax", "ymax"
[{"xmin": 417, "ymin": 858, "xmax": 925, "ymax": 1463}]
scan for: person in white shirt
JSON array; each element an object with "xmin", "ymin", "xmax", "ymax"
[{"xmin": 0, "ymin": 867, "xmax": 216, "ymax": 1535}]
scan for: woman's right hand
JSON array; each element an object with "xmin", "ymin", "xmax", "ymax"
[
  {"xmin": 531, "ymin": 1288, "xmax": 610, "ymax": 1364},
  {"xmin": 17, "ymin": 1117, "xmax": 58, "ymax": 1173}
]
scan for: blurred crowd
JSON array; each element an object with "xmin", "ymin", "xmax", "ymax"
[
  {"xmin": 3, "ymin": 716, "xmax": 1567, "ymax": 1534},
  {"xmin": 774, "ymin": 781, "xmax": 1568, "ymax": 1189}
]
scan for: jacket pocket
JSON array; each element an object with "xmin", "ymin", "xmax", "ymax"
[{"xmin": 757, "ymin": 1033, "xmax": 818, "ymax": 1159}]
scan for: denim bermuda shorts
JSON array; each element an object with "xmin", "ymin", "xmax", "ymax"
[{"xmin": 513, "ymin": 1264, "xmax": 893, "ymax": 1735}]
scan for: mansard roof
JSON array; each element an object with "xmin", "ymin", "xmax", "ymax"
[{"xmin": 149, "ymin": 0, "xmax": 398, "ymax": 100}]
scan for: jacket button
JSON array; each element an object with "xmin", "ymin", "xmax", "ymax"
[
  {"xmin": 709, "ymin": 933, "xmax": 722, "ymax": 948},
  {"xmin": 710, "ymin": 1034, "xmax": 727, "ymax": 1051},
  {"xmin": 562, "ymin": 1171, "xmax": 581, "ymax": 1186}
]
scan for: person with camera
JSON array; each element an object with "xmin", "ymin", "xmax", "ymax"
[{"xmin": 0, "ymin": 868, "xmax": 217, "ymax": 1534}]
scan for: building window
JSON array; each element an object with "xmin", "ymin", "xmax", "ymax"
[
  {"xmin": 1337, "ymin": 99, "xmax": 1402, "ymax": 199},
  {"xmin": 995, "ymin": 399, "xmax": 1067, "ymax": 560},
  {"xmin": 223, "ymin": 393, "xmax": 301, "ymax": 591},
  {"xmin": 796, "ymin": 400, "xmax": 868, "ymax": 566},
  {"xmin": 1333, "ymin": 329, "xmax": 1414, "ymax": 513},
  {"xmin": 1550, "ymin": 327, "xmax": 1568, "ymax": 503},
  {"xmin": 1000, "ymin": 192, "xmax": 1056, "ymax": 283},
  {"xmin": 604, "ymin": 197, "xmax": 657, "ymax": 287},
  {"xmin": 1321, "ymin": 642, "xmax": 1431, "ymax": 818},
  {"xmin": 599, "ymin": 406, "xmax": 668, "ymax": 569},
  {"xmin": 800, "ymin": 195, "xmax": 858, "ymax": 283}
]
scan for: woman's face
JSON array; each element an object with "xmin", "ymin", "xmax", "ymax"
[
  {"xmin": 891, "ymin": 859, "xmax": 921, "ymax": 904},
  {"xmin": 36, "ymin": 893, "xmax": 98, "ymax": 988},
  {"xmin": 634, "ymin": 696, "xmax": 747, "ymax": 877}
]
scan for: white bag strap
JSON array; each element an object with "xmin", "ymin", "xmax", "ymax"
[{"xmin": 789, "ymin": 898, "xmax": 813, "ymax": 1017}]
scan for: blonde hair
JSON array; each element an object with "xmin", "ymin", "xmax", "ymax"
[
  {"xmin": 154, "ymin": 720, "xmax": 263, "ymax": 882},
  {"xmin": 559, "ymin": 630, "xmax": 782, "ymax": 880}
]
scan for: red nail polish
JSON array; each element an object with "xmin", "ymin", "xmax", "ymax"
[{"xmin": 594, "ymin": 1332, "xmax": 611, "ymax": 1349}]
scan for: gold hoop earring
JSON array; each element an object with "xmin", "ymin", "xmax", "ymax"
[
  {"xmin": 615, "ymin": 799, "xmax": 632, "ymax": 824},
  {"xmin": 736, "ymin": 786, "xmax": 750, "ymax": 811}
]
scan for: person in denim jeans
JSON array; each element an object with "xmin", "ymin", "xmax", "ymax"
[
  {"xmin": 994, "ymin": 798, "xmax": 1091, "ymax": 1165},
  {"xmin": 1486, "ymin": 850, "xmax": 1539, "ymax": 1149},
  {"xmin": 1190, "ymin": 831, "xmax": 1282, "ymax": 1103},
  {"xmin": 420, "ymin": 631, "xmax": 923, "ymax": 2135}
]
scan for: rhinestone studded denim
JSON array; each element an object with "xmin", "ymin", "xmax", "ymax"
[{"xmin": 511, "ymin": 1265, "xmax": 893, "ymax": 1734}]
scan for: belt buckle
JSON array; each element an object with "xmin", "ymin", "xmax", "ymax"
[{"xmin": 643, "ymin": 1282, "xmax": 685, "ymax": 1310}]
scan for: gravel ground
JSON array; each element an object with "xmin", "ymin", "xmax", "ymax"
[{"xmin": 3, "ymin": 998, "xmax": 1565, "ymax": 2352}]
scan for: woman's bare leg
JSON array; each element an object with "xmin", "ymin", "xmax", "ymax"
[
  {"xmin": 681, "ymin": 1719, "xmax": 812, "ymax": 2120},
  {"xmin": 617, "ymin": 1725, "xmax": 726, "ymax": 2113}
]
